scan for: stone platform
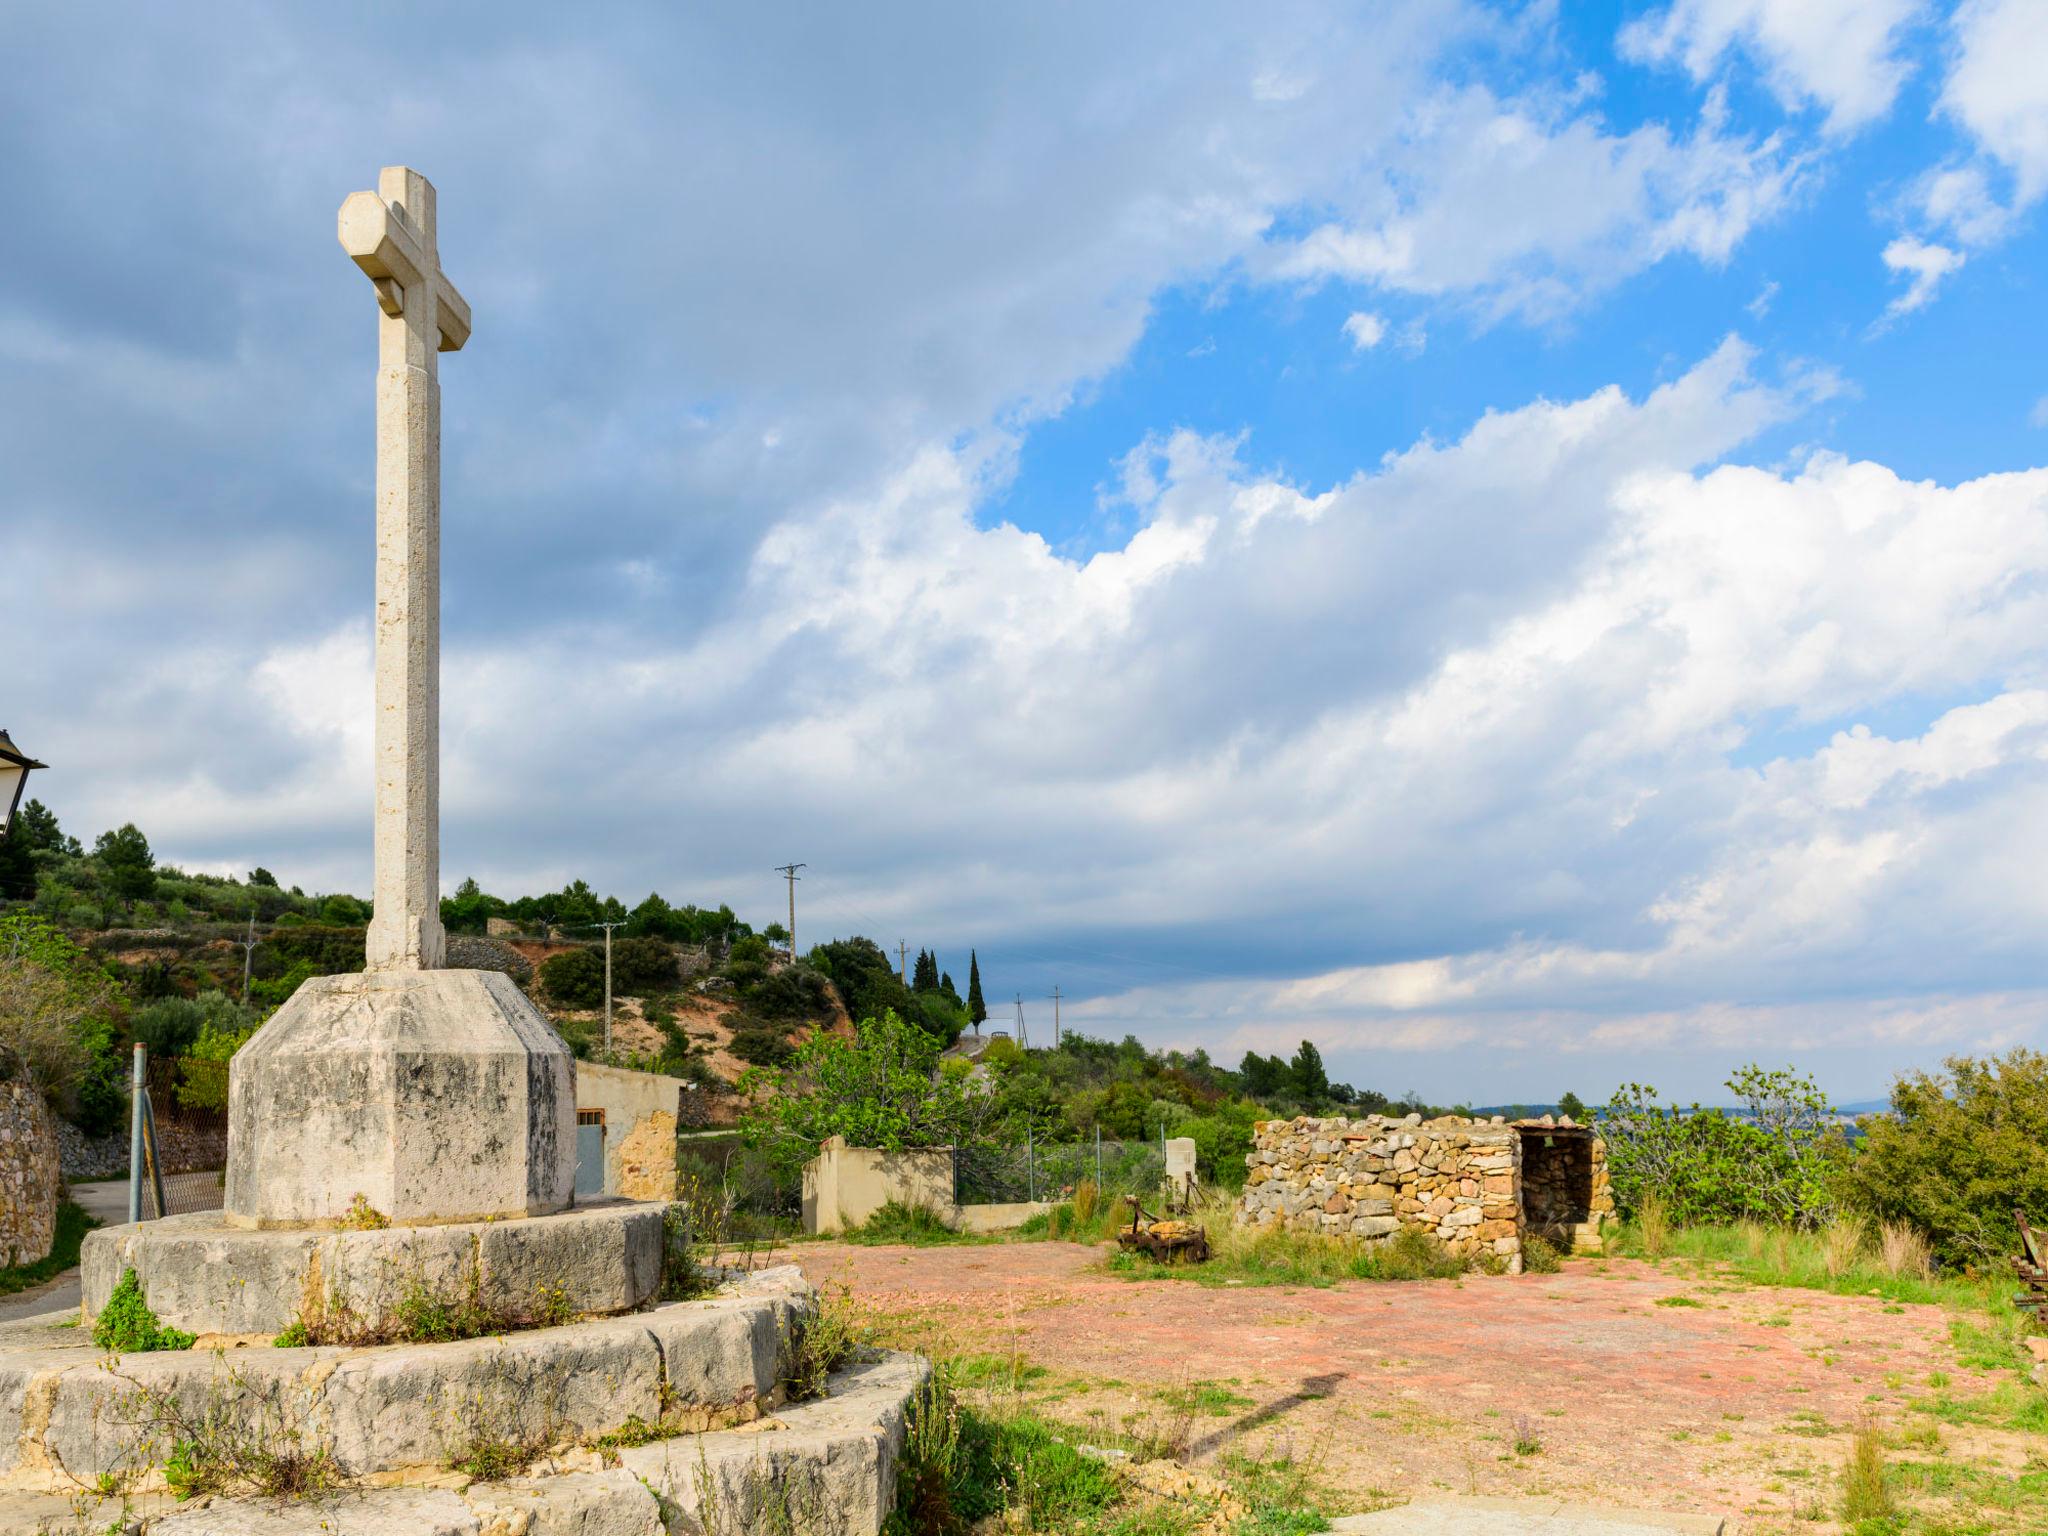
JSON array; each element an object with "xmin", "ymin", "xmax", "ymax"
[
  {"xmin": 0, "ymin": 1352, "xmax": 923, "ymax": 1535},
  {"xmin": 80, "ymin": 1199, "xmax": 664, "ymax": 1338},
  {"xmin": 225, "ymin": 968, "xmax": 574, "ymax": 1228},
  {"xmin": 0, "ymin": 1265, "xmax": 829, "ymax": 1496}
]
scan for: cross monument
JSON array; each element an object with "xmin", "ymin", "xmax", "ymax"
[
  {"xmin": 220, "ymin": 168, "xmax": 574, "ymax": 1228},
  {"xmin": 338, "ymin": 167, "xmax": 472, "ymax": 972}
]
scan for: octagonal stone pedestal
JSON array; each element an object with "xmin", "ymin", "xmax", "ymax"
[{"xmin": 224, "ymin": 968, "xmax": 574, "ymax": 1228}]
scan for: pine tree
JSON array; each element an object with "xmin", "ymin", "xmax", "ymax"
[
  {"xmin": 913, "ymin": 949, "xmax": 939, "ymax": 993},
  {"xmin": 1289, "ymin": 1040, "xmax": 1329, "ymax": 1102},
  {"xmin": 967, "ymin": 951, "xmax": 986, "ymax": 1026}
]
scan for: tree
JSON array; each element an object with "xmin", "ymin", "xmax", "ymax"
[
  {"xmin": 247, "ymin": 867, "xmax": 279, "ymax": 888},
  {"xmin": 1238, "ymin": 1051, "xmax": 1290, "ymax": 1102},
  {"xmin": 92, "ymin": 824, "xmax": 157, "ymax": 911},
  {"xmin": 1290, "ymin": 1040, "xmax": 1329, "ymax": 1102},
  {"xmin": 912, "ymin": 949, "xmax": 939, "ymax": 993},
  {"xmin": 611, "ymin": 936, "xmax": 677, "ymax": 994},
  {"xmin": 0, "ymin": 826, "xmax": 33, "ymax": 902},
  {"xmin": 15, "ymin": 801, "xmax": 77, "ymax": 856},
  {"xmin": 737, "ymin": 1010, "xmax": 1000, "ymax": 1178},
  {"xmin": 1840, "ymin": 1049, "xmax": 2048, "ymax": 1267},
  {"xmin": 967, "ymin": 951, "xmax": 987, "ymax": 1026},
  {"xmin": 538, "ymin": 948, "xmax": 605, "ymax": 1009},
  {"xmin": 1557, "ymin": 1090, "xmax": 1587, "ymax": 1122}
]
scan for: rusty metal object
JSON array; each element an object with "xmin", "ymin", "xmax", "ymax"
[
  {"xmin": 2015, "ymin": 1208, "xmax": 2048, "ymax": 1320},
  {"xmin": 1116, "ymin": 1195, "xmax": 1210, "ymax": 1264}
]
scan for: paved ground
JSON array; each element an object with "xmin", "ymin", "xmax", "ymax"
[{"xmin": 775, "ymin": 1241, "xmax": 2037, "ymax": 1534}]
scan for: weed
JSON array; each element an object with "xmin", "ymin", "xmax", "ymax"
[
  {"xmin": 91, "ymin": 1270, "xmax": 195, "ymax": 1354},
  {"xmin": 1071, "ymin": 1178, "xmax": 1100, "ymax": 1227},
  {"xmin": 116, "ymin": 1361, "xmax": 341, "ymax": 1500},
  {"xmin": 1654, "ymin": 1295, "xmax": 1704, "ymax": 1308},
  {"xmin": 659, "ymin": 1201, "xmax": 717, "ymax": 1302},
  {"xmin": 1820, "ymin": 1216, "xmax": 1866, "ymax": 1279},
  {"xmin": 780, "ymin": 1290, "xmax": 871, "ymax": 1403},
  {"xmin": 1876, "ymin": 1221, "xmax": 1931, "ymax": 1281},
  {"xmin": 1521, "ymin": 1234, "xmax": 1562, "ymax": 1274},
  {"xmin": 1838, "ymin": 1418, "xmax": 1895, "ymax": 1524},
  {"xmin": 335, "ymin": 1193, "xmax": 390, "ymax": 1231},
  {"xmin": 845, "ymin": 1201, "xmax": 986, "ymax": 1247},
  {"xmin": 1636, "ymin": 1189, "xmax": 1670, "ymax": 1259},
  {"xmin": 271, "ymin": 1320, "xmax": 310, "ymax": 1349},
  {"xmin": 450, "ymin": 1433, "xmax": 538, "ymax": 1482},
  {"xmin": 1511, "ymin": 1414, "xmax": 1543, "ymax": 1456}
]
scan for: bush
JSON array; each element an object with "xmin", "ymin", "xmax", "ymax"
[
  {"xmin": 539, "ymin": 948, "xmax": 605, "ymax": 1009},
  {"xmin": 743, "ymin": 963, "xmax": 835, "ymax": 1023},
  {"xmin": 1838, "ymin": 1049, "xmax": 2048, "ymax": 1269},
  {"xmin": 92, "ymin": 1268, "xmax": 195, "ymax": 1353},
  {"xmin": 132, "ymin": 996, "xmax": 207, "ymax": 1058},
  {"xmin": 1600, "ymin": 1067, "xmax": 1841, "ymax": 1227},
  {"xmin": 728, "ymin": 1027, "xmax": 796, "ymax": 1068},
  {"xmin": 610, "ymin": 936, "xmax": 676, "ymax": 994}
]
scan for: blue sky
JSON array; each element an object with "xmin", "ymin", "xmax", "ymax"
[{"xmin": 5, "ymin": 1, "xmax": 2048, "ymax": 1103}]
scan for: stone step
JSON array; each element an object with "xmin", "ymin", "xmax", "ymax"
[{"xmin": 0, "ymin": 1354, "xmax": 927, "ymax": 1536}]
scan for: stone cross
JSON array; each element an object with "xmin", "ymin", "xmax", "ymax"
[{"xmin": 338, "ymin": 167, "xmax": 472, "ymax": 972}]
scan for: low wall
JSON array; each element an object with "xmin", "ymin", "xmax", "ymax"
[
  {"xmin": 0, "ymin": 1082, "xmax": 58, "ymax": 1267},
  {"xmin": 577, "ymin": 1062, "xmax": 685, "ymax": 1200},
  {"xmin": 801, "ymin": 1138, "xmax": 1059, "ymax": 1236},
  {"xmin": 1237, "ymin": 1113, "xmax": 1523, "ymax": 1267}
]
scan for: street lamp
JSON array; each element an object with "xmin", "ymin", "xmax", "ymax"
[{"xmin": 0, "ymin": 730, "xmax": 45, "ymax": 839}]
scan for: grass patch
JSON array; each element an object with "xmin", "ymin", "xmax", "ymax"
[
  {"xmin": 1654, "ymin": 1296, "xmax": 1705, "ymax": 1308},
  {"xmin": 1105, "ymin": 1199, "xmax": 1470, "ymax": 1289},
  {"xmin": 1839, "ymin": 1419, "xmax": 1895, "ymax": 1526},
  {"xmin": 844, "ymin": 1201, "xmax": 990, "ymax": 1247},
  {"xmin": 1157, "ymin": 1381, "xmax": 1254, "ymax": 1418},
  {"xmin": 0, "ymin": 1201, "xmax": 95, "ymax": 1297}
]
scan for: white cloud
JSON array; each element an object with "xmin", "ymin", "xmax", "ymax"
[
  {"xmin": 1619, "ymin": 0, "xmax": 1923, "ymax": 134},
  {"xmin": 1342, "ymin": 311, "xmax": 1387, "ymax": 350},
  {"xmin": 2032, "ymin": 395, "xmax": 2048, "ymax": 430},
  {"xmin": 1942, "ymin": 0, "xmax": 2048, "ymax": 204},
  {"xmin": 1267, "ymin": 85, "xmax": 1804, "ymax": 321},
  {"xmin": 1879, "ymin": 234, "xmax": 1964, "ymax": 317}
]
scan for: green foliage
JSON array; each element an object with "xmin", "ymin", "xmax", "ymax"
[
  {"xmin": 261, "ymin": 924, "xmax": 366, "ymax": 974},
  {"xmin": 0, "ymin": 1202, "xmax": 95, "ymax": 1296},
  {"xmin": 1289, "ymin": 1040, "xmax": 1329, "ymax": 1101},
  {"xmin": 92, "ymin": 823, "xmax": 157, "ymax": 908},
  {"xmin": 741, "ymin": 962, "xmax": 835, "ymax": 1023},
  {"xmin": 1837, "ymin": 1048, "xmax": 2048, "ymax": 1268},
  {"xmin": 729, "ymin": 1026, "xmax": 796, "ymax": 1067},
  {"xmin": 609, "ymin": 935, "xmax": 676, "ymax": 993},
  {"xmin": 92, "ymin": 1268, "xmax": 195, "ymax": 1353},
  {"xmin": 175, "ymin": 1005, "xmax": 257, "ymax": 1112},
  {"xmin": 1557, "ymin": 1090, "xmax": 1587, "ymax": 1121},
  {"xmin": 539, "ymin": 947, "xmax": 605, "ymax": 1009},
  {"xmin": 966, "ymin": 951, "xmax": 986, "ymax": 1026},
  {"xmin": 1599, "ymin": 1066, "xmax": 1842, "ymax": 1227},
  {"xmin": 810, "ymin": 938, "xmax": 927, "ymax": 1034},
  {"xmin": 739, "ymin": 1011, "xmax": 1003, "ymax": 1178}
]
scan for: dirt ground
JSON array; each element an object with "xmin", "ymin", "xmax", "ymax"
[{"xmin": 774, "ymin": 1240, "xmax": 2040, "ymax": 1533}]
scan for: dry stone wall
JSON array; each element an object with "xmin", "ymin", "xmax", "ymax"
[
  {"xmin": 1238, "ymin": 1113, "xmax": 1524, "ymax": 1268},
  {"xmin": 0, "ymin": 1081, "xmax": 59, "ymax": 1267}
]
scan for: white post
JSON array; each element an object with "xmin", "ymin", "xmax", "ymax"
[{"xmin": 604, "ymin": 924, "xmax": 613, "ymax": 1055}]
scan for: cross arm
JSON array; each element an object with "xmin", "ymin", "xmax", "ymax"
[{"xmin": 337, "ymin": 191, "xmax": 472, "ymax": 352}]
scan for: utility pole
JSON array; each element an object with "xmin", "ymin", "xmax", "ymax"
[
  {"xmin": 897, "ymin": 941, "xmax": 907, "ymax": 985},
  {"xmin": 239, "ymin": 915, "xmax": 258, "ymax": 1006},
  {"xmin": 593, "ymin": 919, "xmax": 627, "ymax": 1055},
  {"xmin": 1051, "ymin": 985, "xmax": 1061, "ymax": 1048},
  {"xmin": 1014, "ymin": 993, "xmax": 1025, "ymax": 1050},
  {"xmin": 774, "ymin": 864, "xmax": 805, "ymax": 957}
]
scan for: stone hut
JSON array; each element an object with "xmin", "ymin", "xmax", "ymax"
[
  {"xmin": 0, "ymin": 1080, "xmax": 59, "ymax": 1268},
  {"xmin": 1235, "ymin": 1112, "xmax": 1613, "ymax": 1273}
]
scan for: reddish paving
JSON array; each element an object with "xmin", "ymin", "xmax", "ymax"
[{"xmin": 776, "ymin": 1241, "xmax": 1993, "ymax": 1531}]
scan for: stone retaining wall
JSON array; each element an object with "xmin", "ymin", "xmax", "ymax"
[
  {"xmin": 0, "ymin": 1083, "xmax": 57, "ymax": 1268},
  {"xmin": 1237, "ymin": 1114, "xmax": 1524, "ymax": 1268}
]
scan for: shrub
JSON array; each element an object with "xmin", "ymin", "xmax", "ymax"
[
  {"xmin": 1521, "ymin": 1234, "xmax": 1562, "ymax": 1273},
  {"xmin": 609, "ymin": 936, "xmax": 676, "ymax": 994},
  {"xmin": 93, "ymin": 1269, "xmax": 196, "ymax": 1353},
  {"xmin": 729, "ymin": 1026, "xmax": 796, "ymax": 1068},
  {"xmin": 131, "ymin": 996, "xmax": 207, "ymax": 1058},
  {"xmin": 1600, "ymin": 1067, "xmax": 1841, "ymax": 1228},
  {"xmin": 176, "ymin": 1012, "xmax": 256, "ymax": 1112},
  {"xmin": 539, "ymin": 947, "xmax": 605, "ymax": 1009},
  {"xmin": 743, "ymin": 963, "xmax": 835, "ymax": 1022},
  {"xmin": 1837, "ymin": 1049, "xmax": 2048, "ymax": 1269}
]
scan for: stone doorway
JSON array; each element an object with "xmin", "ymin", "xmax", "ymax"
[{"xmin": 1516, "ymin": 1123, "xmax": 1597, "ymax": 1250}]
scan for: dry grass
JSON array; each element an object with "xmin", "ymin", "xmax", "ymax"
[
  {"xmin": 1820, "ymin": 1215, "xmax": 1867, "ymax": 1279},
  {"xmin": 1838, "ymin": 1416, "xmax": 1895, "ymax": 1524},
  {"xmin": 1635, "ymin": 1189, "xmax": 1671, "ymax": 1260},
  {"xmin": 1877, "ymin": 1220, "xmax": 1932, "ymax": 1281}
]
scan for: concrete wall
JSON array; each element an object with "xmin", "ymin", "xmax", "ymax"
[
  {"xmin": 576, "ymin": 1062, "xmax": 686, "ymax": 1201},
  {"xmin": 0, "ymin": 1083, "xmax": 58, "ymax": 1267},
  {"xmin": 801, "ymin": 1137, "xmax": 1059, "ymax": 1236}
]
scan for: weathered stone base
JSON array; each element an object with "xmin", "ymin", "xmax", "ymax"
[
  {"xmin": 0, "ymin": 1266, "xmax": 816, "ymax": 1493},
  {"xmin": 0, "ymin": 1352, "xmax": 923, "ymax": 1535},
  {"xmin": 224, "ymin": 968, "xmax": 575, "ymax": 1228},
  {"xmin": 80, "ymin": 1200, "xmax": 664, "ymax": 1339}
]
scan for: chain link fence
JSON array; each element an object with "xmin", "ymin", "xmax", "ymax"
[
  {"xmin": 137, "ymin": 1054, "xmax": 229, "ymax": 1218},
  {"xmin": 953, "ymin": 1134, "xmax": 1166, "ymax": 1207}
]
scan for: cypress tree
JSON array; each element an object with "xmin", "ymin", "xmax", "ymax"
[{"xmin": 967, "ymin": 951, "xmax": 986, "ymax": 1026}]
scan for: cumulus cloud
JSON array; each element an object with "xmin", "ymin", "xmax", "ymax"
[
  {"xmin": 1342, "ymin": 311, "xmax": 1388, "ymax": 350},
  {"xmin": 1879, "ymin": 234, "xmax": 1964, "ymax": 316},
  {"xmin": 1619, "ymin": 0, "xmax": 1924, "ymax": 134},
  {"xmin": 1941, "ymin": 0, "xmax": 2048, "ymax": 204}
]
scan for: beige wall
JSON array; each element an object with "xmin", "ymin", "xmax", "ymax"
[
  {"xmin": 576, "ymin": 1062, "xmax": 685, "ymax": 1201},
  {"xmin": 801, "ymin": 1136, "xmax": 1058, "ymax": 1235}
]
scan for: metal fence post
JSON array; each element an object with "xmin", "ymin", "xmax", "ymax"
[
  {"xmin": 1095, "ymin": 1124, "xmax": 1102, "ymax": 1189},
  {"xmin": 128, "ymin": 1044, "xmax": 146, "ymax": 1224},
  {"xmin": 1027, "ymin": 1126, "xmax": 1035, "ymax": 1203}
]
